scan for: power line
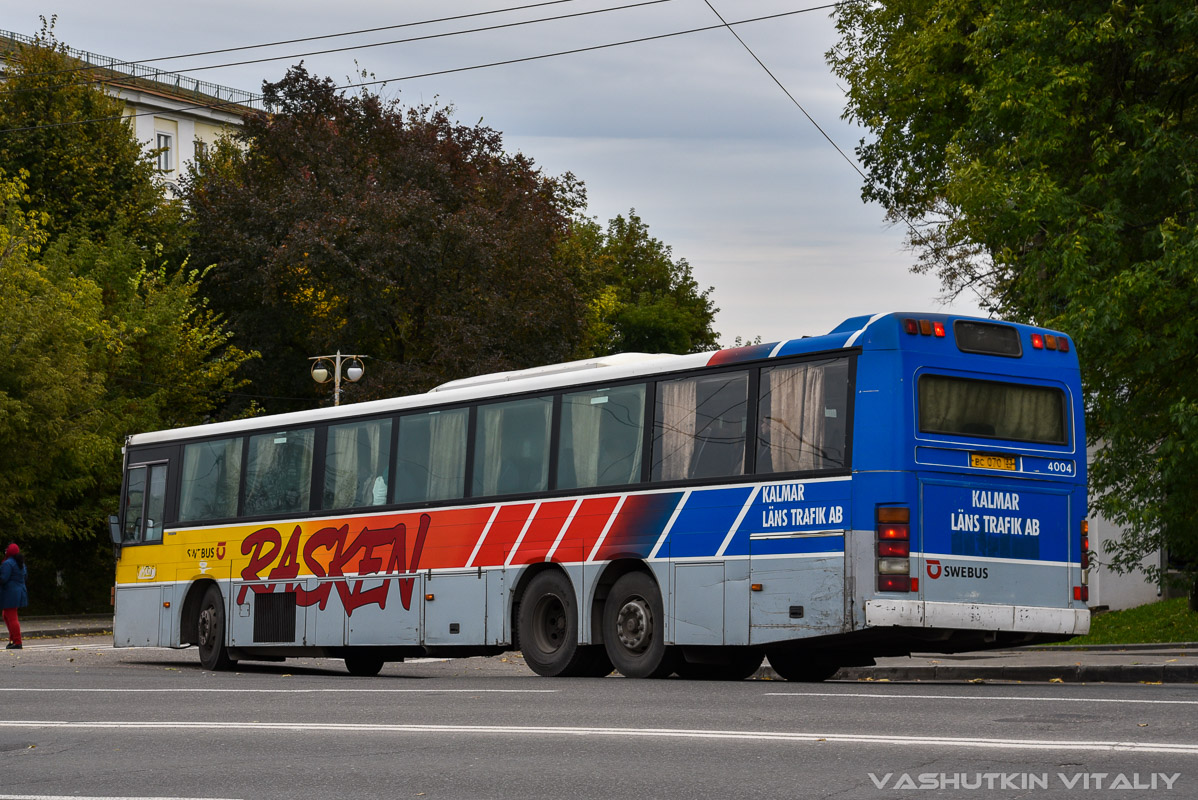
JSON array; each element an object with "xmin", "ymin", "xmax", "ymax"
[
  {"xmin": 0, "ymin": 0, "xmax": 675, "ymax": 97},
  {"xmin": 700, "ymin": 0, "xmax": 867, "ymax": 183},
  {"xmin": 5, "ymin": 0, "xmax": 583, "ymax": 81},
  {"xmin": 0, "ymin": 4, "xmax": 850, "ymax": 136}
]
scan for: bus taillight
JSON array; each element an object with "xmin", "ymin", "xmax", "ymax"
[{"xmin": 877, "ymin": 507, "xmax": 911, "ymax": 592}]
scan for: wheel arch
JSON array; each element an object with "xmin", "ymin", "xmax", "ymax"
[{"xmin": 180, "ymin": 578, "xmax": 221, "ymax": 646}]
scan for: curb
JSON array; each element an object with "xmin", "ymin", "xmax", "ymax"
[{"xmin": 753, "ymin": 663, "xmax": 1198, "ymax": 684}]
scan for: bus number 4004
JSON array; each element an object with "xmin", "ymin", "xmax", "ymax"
[{"xmin": 1047, "ymin": 461, "xmax": 1073, "ymax": 474}]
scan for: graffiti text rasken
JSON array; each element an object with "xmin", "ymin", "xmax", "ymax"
[{"xmin": 237, "ymin": 514, "xmax": 430, "ymax": 614}]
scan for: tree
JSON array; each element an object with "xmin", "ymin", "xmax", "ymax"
[
  {"xmin": 828, "ymin": 1, "xmax": 1198, "ymax": 602},
  {"xmin": 185, "ymin": 67, "xmax": 591, "ymax": 410},
  {"xmin": 0, "ymin": 18, "xmax": 178, "ymax": 250},
  {"xmin": 564, "ymin": 210, "xmax": 719, "ymax": 356}
]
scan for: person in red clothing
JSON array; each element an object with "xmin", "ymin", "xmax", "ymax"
[{"xmin": 1, "ymin": 543, "xmax": 28, "ymax": 649}]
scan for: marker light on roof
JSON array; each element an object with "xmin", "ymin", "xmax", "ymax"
[
  {"xmin": 1031, "ymin": 334, "xmax": 1044, "ymax": 349},
  {"xmin": 933, "ymin": 321, "xmax": 946, "ymax": 338},
  {"xmin": 903, "ymin": 318, "xmax": 919, "ymax": 335},
  {"xmin": 1045, "ymin": 334, "xmax": 1058, "ymax": 350},
  {"xmin": 919, "ymin": 320, "xmax": 933, "ymax": 336},
  {"xmin": 1058, "ymin": 337, "xmax": 1070, "ymax": 352}
]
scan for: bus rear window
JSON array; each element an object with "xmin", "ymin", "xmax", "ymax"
[{"xmin": 918, "ymin": 375, "xmax": 1067, "ymax": 445}]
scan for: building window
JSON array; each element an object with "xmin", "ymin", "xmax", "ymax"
[
  {"xmin": 194, "ymin": 139, "xmax": 208, "ymax": 160},
  {"xmin": 156, "ymin": 132, "xmax": 173, "ymax": 172}
]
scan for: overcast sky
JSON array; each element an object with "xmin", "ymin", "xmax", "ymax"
[{"xmin": 15, "ymin": 0, "xmax": 985, "ymax": 344}]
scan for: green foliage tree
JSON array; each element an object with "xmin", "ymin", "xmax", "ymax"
[
  {"xmin": 828, "ymin": 1, "xmax": 1198, "ymax": 602},
  {"xmin": 565, "ymin": 210, "xmax": 719, "ymax": 356},
  {"xmin": 0, "ymin": 18, "xmax": 178, "ymax": 249},
  {"xmin": 185, "ymin": 67, "xmax": 592, "ymax": 409}
]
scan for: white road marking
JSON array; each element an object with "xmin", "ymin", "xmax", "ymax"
[
  {"xmin": 0, "ymin": 688, "xmax": 554, "ymax": 694},
  {"xmin": 765, "ymin": 690, "xmax": 1198, "ymax": 706},
  {"xmin": 0, "ymin": 796, "xmax": 241, "ymax": 800},
  {"xmin": 3, "ymin": 720, "xmax": 1197, "ymax": 754}
]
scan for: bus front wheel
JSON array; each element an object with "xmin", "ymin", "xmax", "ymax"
[
  {"xmin": 344, "ymin": 653, "xmax": 385, "ymax": 677},
  {"xmin": 196, "ymin": 585, "xmax": 234, "ymax": 671},
  {"xmin": 602, "ymin": 572, "xmax": 676, "ymax": 678}
]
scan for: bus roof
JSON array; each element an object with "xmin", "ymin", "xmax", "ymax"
[{"xmin": 126, "ymin": 312, "xmax": 1074, "ymax": 447}]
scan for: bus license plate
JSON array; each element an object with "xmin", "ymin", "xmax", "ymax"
[{"xmin": 970, "ymin": 453, "xmax": 1016, "ymax": 471}]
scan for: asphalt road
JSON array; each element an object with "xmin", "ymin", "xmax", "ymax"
[{"xmin": 3, "ymin": 635, "xmax": 1198, "ymax": 799}]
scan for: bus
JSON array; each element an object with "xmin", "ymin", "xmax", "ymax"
[{"xmin": 110, "ymin": 312, "xmax": 1089, "ymax": 680}]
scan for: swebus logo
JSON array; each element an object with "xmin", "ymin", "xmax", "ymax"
[{"xmin": 925, "ymin": 559, "xmax": 989, "ymax": 580}]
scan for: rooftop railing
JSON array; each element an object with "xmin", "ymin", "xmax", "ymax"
[{"xmin": 0, "ymin": 29, "xmax": 268, "ymax": 113}]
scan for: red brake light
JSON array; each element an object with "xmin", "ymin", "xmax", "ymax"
[
  {"xmin": 1073, "ymin": 586, "xmax": 1089, "ymax": 602},
  {"xmin": 1031, "ymin": 333, "xmax": 1044, "ymax": 349},
  {"xmin": 878, "ymin": 540, "xmax": 910, "ymax": 558},
  {"xmin": 878, "ymin": 524, "xmax": 909, "ymax": 541},
  {"xmin": 932, "ymin": 321, "xmax": 946, "ymax": 337},
  {"xmin": 879, "ymin": 575, "xmax": 911, "ymax": 593}
]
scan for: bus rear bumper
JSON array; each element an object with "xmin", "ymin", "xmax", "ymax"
[{"xmin": 865, "ymin": 599, "xmax": 1090, "ymax": 637}]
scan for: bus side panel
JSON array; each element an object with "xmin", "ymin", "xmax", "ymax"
[{"xmin": 113, "ymin": 585, "xmax": 164, "ymax": 647}]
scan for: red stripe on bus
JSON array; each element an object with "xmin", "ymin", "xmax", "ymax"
[
  {"xmin": 418, "ymin": 507, "xmax": 499, "ymax": 570},
  {"xmin": 508, "ymin": 499, "xmax": 580, "ymax": 565},
  {"xmin": 469, "ymin": 503, "xmax": 537, "ymax": 568},
  {"xmin": 551, "ymin": 495, "xmax": 622, "ymax": 563}
]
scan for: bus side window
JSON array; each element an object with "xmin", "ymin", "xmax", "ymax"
[
  {"xmin": 180, "ymin": 437, "xmax": 243, "ymax": 522},
  {"xmin": 324, "ymin": 418, "xmax": 392, "ymax": 510},
  {"xmin": 395, "ymin": 408, "xmax": 468, "ymax": 504},
  {"xmin": 757, "ymin": 358, "xmax": 850, "ymax": 474},
  {"xmin": 473, "ymin": 397, "xmax": 552, "ymax": 497},
  {"xmin": 557, "ymin": 384, "xmax": 646, "ymax": 491},
  {"xmin": 244, "ymin": 428, "xmax": 316, "ymax": 516},
  {"xmin": 653, "ymin": 371, "xmax": 748, "ymax": 482}
]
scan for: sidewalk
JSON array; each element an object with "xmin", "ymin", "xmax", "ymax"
[{"xmin": 14, "ymin": 616, "xmax": 1198, "ymax": 683}]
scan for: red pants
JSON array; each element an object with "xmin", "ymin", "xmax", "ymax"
[{"xmin": 2, "ymin": 608, "xmax": 19, "ymax": 646}]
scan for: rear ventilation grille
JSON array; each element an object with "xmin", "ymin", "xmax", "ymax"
[{"xmin": 253, "ymin": 592, "xmax": 297, "ymax": 643}]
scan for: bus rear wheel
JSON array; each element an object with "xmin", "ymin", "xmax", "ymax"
[
  {"xmin": 766, "ymin": 649, "xmax": 840, "ymax": 682},
  {"xmin": 602, "ymin": 571, "xmax": 676, "ymax": 679},
  {"xmin": 519, "ymin": 571, "xmax": 611, "ymax": 677},
  {"xmin": 196, "ymin": 585, "xmax": 234, "ymax": 671}
]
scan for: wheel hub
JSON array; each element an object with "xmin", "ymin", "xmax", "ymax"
[
  {"xmin": 198, "ymin": 607, "xmax": 214, "ymax": 647},
  {"xmin": 615, "ymin": 598, "xmax": 652, "ymax": 653},
  {"xmin": 534, "ymin": 596, "xmax": 567, "ymax": 652}
]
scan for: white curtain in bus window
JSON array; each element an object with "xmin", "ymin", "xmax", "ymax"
[
  {"xmin": 557, "ymin": 384, "xmax": 645, "ymax": 490},
  {"xmin": 324, "ymin": 418, "xmax": 392, "ymax": 509},
  {"xmin": 653, "ymin": 372, "xmax": 748, "ymax": 481},
  {"xmin": 244, "ymin": 428, "xmax": 315, "ymax": 516},
  {"xmin": 919, "ymin": 375, "xmax": 1066, "ymax": 444},
  {"xmin": 473, "ymin": 397, "xmax": 552, "ymax": 496},
  {"xmin": 179, "ymin": 438, "xmax": 243, "ymax": 521},
  {"xmin": 757, "ymin": 358, "xmax": 849, "ymax": 473},
  {"xmin": 395, "ymin": 408, "xmax": 468, "ymax": 504}
]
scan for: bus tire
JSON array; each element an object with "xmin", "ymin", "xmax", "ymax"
[
  {"xmin": 344, "ymin": 653, "xmax": 385, "ymax": 677},
  {"xmin": 675, "ymin": 649, "xmax": 764, "ymax": 681},
  {"xmin": 518, "ymin": 571, "xmax": 608, "ymax": 677},
  {"xmin": 602, "ymin": 571, "xmax": 676, "ymax": 679},
  {"xmin": 196, "ymin": 584, "xmax": 234, "ymax": 671},
  {"xmin": 766, "ymin": 649, "xmax": 840, "ymax": 682}
]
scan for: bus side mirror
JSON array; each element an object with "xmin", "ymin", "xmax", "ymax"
[{"xmin": 108, "ymin": 514, "xmax": 121, "ymax": 545}]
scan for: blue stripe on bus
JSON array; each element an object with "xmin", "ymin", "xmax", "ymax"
[{"xmin": 659, "ymin": 486, "xmax": 755, "ymax": 558}]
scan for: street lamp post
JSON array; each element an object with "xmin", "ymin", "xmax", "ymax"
[{"xmin": 310, "ymin": 351, "xmax": 367, "ymax": 406}]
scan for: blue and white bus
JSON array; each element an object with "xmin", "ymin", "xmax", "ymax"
[{"xmin": 111, "ymin": 312, "xmax": 1089, "ymax": 680}]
